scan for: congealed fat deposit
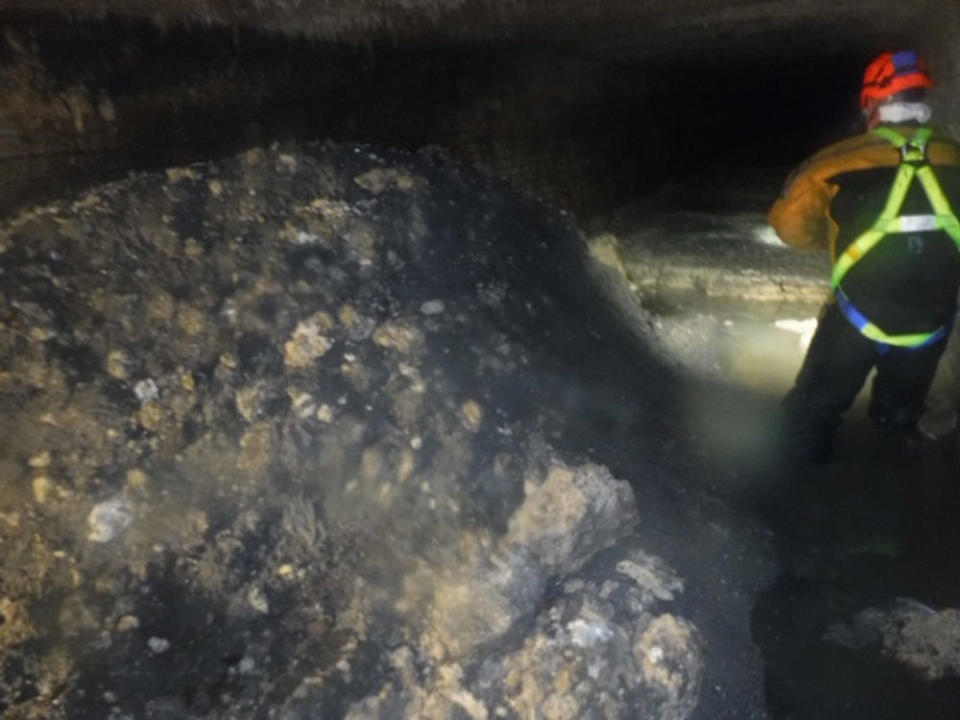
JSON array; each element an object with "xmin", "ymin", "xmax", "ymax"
[{"xmin": 0, "ymin": 140, "xmax": 705, "ymax": 719}]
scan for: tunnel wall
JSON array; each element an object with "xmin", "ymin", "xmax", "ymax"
[
  {"xmin": 2, "ymin": 5, "xmax": 960, "ymax": 217},
  {"xmin": 0, "ymin": 21, "xmax": 638, "ymax": 214},
  {"xmin": 0, "ymin": 1, "xmax": 947, "ymax": 51},
  {"xmin": 931, "ymin": 9, "xmax": 960, "ymax": 141},
  {"xmin": 0, "ymin": 18, "xmax": 756, "ymax": 216}
]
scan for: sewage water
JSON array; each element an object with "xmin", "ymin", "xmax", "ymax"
[{"xmin": 610, "ymin": 203, "xmax": 960, "ymax": 719}]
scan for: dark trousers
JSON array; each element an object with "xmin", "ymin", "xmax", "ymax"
[{"xmin": 781, "ymin": 302, "xmax": 949, "ymax": 460}]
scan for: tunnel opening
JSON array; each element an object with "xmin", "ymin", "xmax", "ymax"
[{"xmin": 2, "ymin": 4, "xmax": 960, "ymax": 720}]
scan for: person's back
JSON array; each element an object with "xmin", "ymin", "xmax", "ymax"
[
  {"xmin": 823, "ymin": 128, "xmax": 960, "ymax": 334},
  {"xmin": 769, "ymin": 51, "xmax": 960, "ymax": 460}
]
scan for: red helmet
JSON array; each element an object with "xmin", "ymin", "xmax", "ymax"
[{"xmin": 861, "ymin": 51, "xmax": 933, "ymax": 110}]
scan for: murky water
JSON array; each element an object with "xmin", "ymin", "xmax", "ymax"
[{"xmin": 617, "ymin": 206, "xmax": 960, "ymax": 719}]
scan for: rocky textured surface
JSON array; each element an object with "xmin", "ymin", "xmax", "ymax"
[
  {"xmin": 827, "ymin": 599, "xmax": 960, "ymax": 681},
  {"xmin": 335, "ymin": 545, "xmax": 702, "ymax": 720},
  {"xmin": 0, "ymin": 141, "xmax": 708, "ymax": 718}
]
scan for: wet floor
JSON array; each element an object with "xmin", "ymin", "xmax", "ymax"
[
  {"xmin": 751, "ymin": 415, "xmax": 960, "ymax": 719},
  {"xmin": 610, "ymin": 200, "xmax": 960, "ymax": 718}
]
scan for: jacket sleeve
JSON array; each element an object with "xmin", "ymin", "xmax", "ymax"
[{"xmin": 768, "ymin": 165, "xmax": 835, "ymax": 253}]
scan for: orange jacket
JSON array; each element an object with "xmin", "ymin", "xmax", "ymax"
[{"xmin": 768, "ymin": 128, "xmax": 960, "ymax": 261}]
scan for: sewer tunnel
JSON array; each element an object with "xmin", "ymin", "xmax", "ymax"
[{"xmin": 1, "ymin": 2, "xmax": 960, "ymax": 719}]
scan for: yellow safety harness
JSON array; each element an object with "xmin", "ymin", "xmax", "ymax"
[{"xmin": 832, "ymin": 126, "xmax": 960, "ymax": 348}]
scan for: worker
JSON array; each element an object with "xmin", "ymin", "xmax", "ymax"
[{"xmin": 769, "ymin": 51, "xmax": 960, "ymax": 461}]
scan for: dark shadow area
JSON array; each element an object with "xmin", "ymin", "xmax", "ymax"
[
  {"xmin": 0, "ymin": 10, "xmax": 883, "ymax": 219},
  {"xmin": 745, "ymin": 404, "xmax": 960, "ymax": 717}
]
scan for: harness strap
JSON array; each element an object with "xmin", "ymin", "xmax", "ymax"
[
  {"xmin": 835, "ymin": 287, "xmax": 948, "ymax": 349},
  {"xmin": 872, "ymin": 125, "xmax": 918, "ymax": 150},
  {"xmin": 829, "ymin": 126, "xmax": 960, "ymax": 349},
  {"xmin": 916, "ymin": 166, "xmax": 960, "ymax": 244},
  {"xmin": 831, "ymin": 161, "xmax": 916, "ymax": 288}
]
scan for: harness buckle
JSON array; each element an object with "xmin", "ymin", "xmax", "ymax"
[{"xmin": 901, "ymin": 139, "xmax": 927, "ymax": 163}]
